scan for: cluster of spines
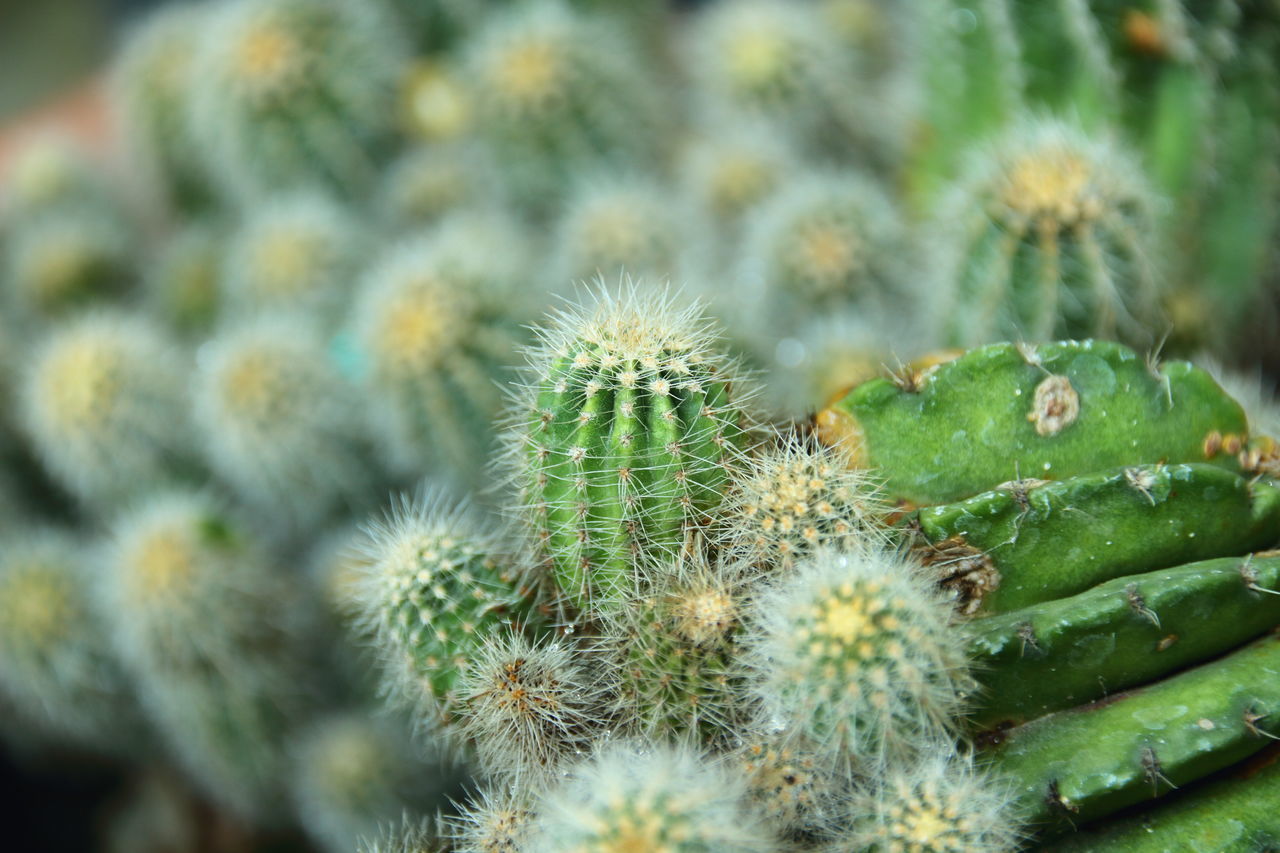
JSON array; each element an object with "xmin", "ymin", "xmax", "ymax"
[
  {"xmin": 743, "ymin": 545, "xmax": 970, "ymax": 771},
  {"xmin": 503, "ymin": 283, "xmax": 754, "ymax": 614},
  {"xmin": 352, "ymin": 491, "xmax": 542, "ymax": 722}
]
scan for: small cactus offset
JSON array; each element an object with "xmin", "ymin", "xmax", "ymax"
[{"xmin": 503, "ymin": 283, "xmax": 754, "ymax": 613}]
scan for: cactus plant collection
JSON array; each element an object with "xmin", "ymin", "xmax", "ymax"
[{"xmin": 1, "ymin": 1, "xmax": 1279, "ymax": 851}]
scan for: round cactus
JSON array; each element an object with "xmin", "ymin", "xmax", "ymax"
[
  {"xmin": 222, "ymin": 192, "xmax": 364, "ymax": 321},
  {"xmin": 680, "ymin": 122, "xmax": 795, "ymax": 227},
  {"xmin": 376, "ymin": 144, "xmax": 490, "ymax": 232},
  {"xmin": 744, "ymin": 545, "xmax": 970, "ymax": 770},
  {"xmin": 552, "ymin": 174, "xmax": 689, "ymax": 286},
  {"xmin": 735, "ymin": 737, "xmax": 840, "ymax": 838},
  {"xmin": 0, "ymin": 134, "xmax": 113, "ymax": 223},
  {"xmin": 528, "ymin": 740, "xmax": 780, "ymax": 853},
  {"xmin": 454, "ymin": 632, "xmax": 607, "ymax": 782},
  {"xmin": 601, "ymin": 550, "xmax": 748, "ymax": 739},
  {"xmin": 193, "ymin": 313, "xmax": 379, "ymax": 526},
  {"xmin": 502, "ymin": 283, "xmax": 755, "ymax": 613},
  {"xmin": 353, "ymin": 491, "xmax": 542, "ymax": 721},
  {"xmin": 462, "ymin": 0, "xmax": 664, "ymax": 206},
  {"xmin": 354, "ymin": 219, "xmax": 526, "ymax": 481},
  {"xmin": 291, "ymin": 711, "xmax": 455, "ymax": 853},
  {"xmin": 103, "ymin": 491, "xmax": 314, "ymax": 821},
  {"xmin": 400, "ymin": 61, "xmax": 472, "ymax": 144},
  {"xmin": 144, "ymin": 221, "xmax": 224, "ymax": 335},
  {"xmin": 738, "ymin": 171, "xmax": 906, "ymax": 325},
  {"xmin": 5, "ymin": 207, "xmax": 134, "ymax": 318},
  {"xmin": 934, "ymin": 120, "xmax": 1162, "ymax": 346},
  {"xmin": 0, "ymin": 529, "xmax": 148, "ymax": 753},
  {"xmin": 188, "ymin": 0, "xmax": 408, "ymax": 200},
  {"xmin": 111, "ymin": 2, "xmax": 214, "ymax": 209},
  {"xmin": 687, "ymin": 0, "xmax": 880, "ymax": 160},
  {"xmin": 356, "ymin": 817, "xmax": 442, "ymax": 853},
  {"xmin": 715, "ymin": 436, "xmax": 891, "ymax": 570},
  {"xmin": 833, "ymin": 750, "xmax": 1024, "ymax": 853},
  {"xmin": 446, "ymin": 783, "xmax": 535, "ymax": 853},
  {"xmin": 20, "ymin": 311, "xmax": 193, "ymax": 509}
]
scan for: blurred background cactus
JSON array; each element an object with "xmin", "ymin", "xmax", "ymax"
[{"xmin": 0, "ymin": 0, "xmax": 1277, "ymax": 850}]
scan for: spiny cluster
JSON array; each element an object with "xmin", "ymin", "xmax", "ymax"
[
  {"xmin": 718, "ymin": 438, "xmax": 890, "ymax": 568},
  {"xmin": 354, "ymin": 493, "xmax": 540, "ymax": 717},
  {"xmin": 745, "ymin": 545, "xmax": 969, "ymax": 769}
]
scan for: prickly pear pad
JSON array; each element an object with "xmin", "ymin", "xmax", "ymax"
[{"xmin": 817, "ymin": 340, "xmax": 1248, "ymax": 506}]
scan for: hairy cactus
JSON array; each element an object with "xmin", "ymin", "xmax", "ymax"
[
  {"xmin": 552, "ymin": 174, "xmax": 689, "ymax": 286},
  {"xmin": 716, "ymin": 436, "xmax": 890, "ymax": 569},
  {"xmin": 19, "ymin": 311, "xmax": 193, "ymax": 509},
  {"xmin": 933, "ymin": 121, "xmax": 1162, "ymax": 346},
  {"xmin": 291, "ymin": 712, "xmax": 454, "ymax": 853},
  {"xmin": 739, "ymin": 171, "xmax": 906, "ymax": 326},
  {"xmin": 446, "ymin": 783, "xmax": 535, "ymax": 853},
  {"xmin": 528, "ymin": 741, "xmax": 780, "ymax": 852},
  {"xmin": 353, "ymin": 492, "xmax": 542, "ymax": 721},
  {"xmin": 222, "ymin": 192, "xmax": 365, "ymax": 321},
  {"xmin": 103, "ymin": 491, "xmax": 314, "ymax": 821},
  {"xmin": 0, "ymin": 530, "xmax": 148, "ymax": 753},
  {"xmin": 400, "ymin": 61, "xmax": 472, "ymax": 144},
  {"xmin": 832, "ymin": 749, "xmax": 1024, "ymax": 853},
  {"xmin": 463, "ymin": 0, "xmax": 664, "ymax": 206},
  {"xmin": 680, "ymin": 121, "xmax": 795, "ymax": 229},
  {"xmin": 503, "ymin": 284, "xmax": 754, "ymax": 613},
  {"xmin": 376, "ymin": 144, "xmax": 490, "ymax": 232},
  {"xmin": 734, "ymin": 737, "xmax": 840, "ymax": 839},
  {"xmin": 454, "ymin": 632, "xmax": 607, "ymax": 781},
  {"xmin": 0, "ymin": 135, "xmax": 112, "ymax": 223},
  {"xmin": 193, "ymin": 313, "xmax": 379, "ymax": 526},
  {"xmin": 189, "ymin": 0, "xmax": 408, "ymax": 200},
  {"xmin": 354, "ymin": 219, "xmax": 526, "ymax": 481},
  {"xmin": 5, "ymin": 207, "xmax": 134, "ymax": 318},
  {"xmin": 356, "ymin": 818, "xmax": 441, "ymax": 853},
  {"xmin": 111, "ymin": 3, "xmax": 213, "ymax": 209},
  {"xmin": 744, "ymin": 545, "xmax": 969, "ymax": 770}
]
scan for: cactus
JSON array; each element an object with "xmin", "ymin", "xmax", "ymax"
[
  {"xmin": 970, "ymin": 553, "xmax": 1280, "ymax": 729},
  {"xmin": 833, "ymin": 749, "xmax": 1024, "ymax": 853},
  {"xmin": 552, "ymin": 174, "xmax": 689, "ymax": 286},
  {"xmin": 816, "ymin": 340, "xmax": 1252, "ymax": 506},
  {"xmin": 399, "ymin": 61, "xmax": 472, "ymax": 144},
  {"xmin": 111, "ymin": 3, "xmax": 214, "ymax": 209},
  {"xmin": 932, "ymin": 120, "xmax": 1162, "ymax": 346},
  {"xmin": 738, "ymin": 171, "xmax": 906, "ymax": 327},
  {"xmin": 144, "ymin": 221, "xmax": 223, "ymax": 335},
  {"xmin": 357, "ymin": 816, "xmax": 443, "ymax": 853},
  {"xmin": 0, "ymin": 530, "xmax": 148, "ymax": 753},
  {"xmin": 19, "ymin": 311, "xmax": 194, "ymax": 509},
  {"xmin": 445, "ymin": 782, "xmax": 535, "ymax": 853},
  {"xmin": 912, "ymin": 463, "xmax": 1280, "ymax": 615},
  {"xmin": 601, "ymin": 550, "xmax": 748, "ymax": 740},
  {"xmin": 734, "ymin": 737, "xmax": 840, "ymax": 838},
  {"xmin": 354, "ymin": 220, "xmax": 525, "ymax": 481},
  {"xmin": 716, "ymin": 436, "xmax": 890, "ymax": 570},
  {"xmin": 5, "ymin": 207, "xmax": 134, "ymax": 318},
  {"xmin": 462, "ymin": 0, "xmax": 664, "ymax": 207},
  {"xmin": 102, "ymin": 491, "xmax": 314, "ymax": 821},
  {"xmin": 193, "ymin": 313, "xmax": 379, "ymax": 526},
  {"xmin": 527, "ymin": 741, "xmax": 780, "ymax": 853},
  {"xmin": 744, "ymin": 545, "xmax": 970, "ymax": 770},
  {"xmin": 679, "ymin": 123, "xmax": 795, "ymax": 227},
  {"xmin": 502, "ymin": 283, "xmax": 754, "ymax": 613},
  {"xmin": 353, "ymin": 491, "xmax": 542, "ymax": 721},
  {"xmin": 0, "ymin": 135, "xmax": 113, "ymax": 223},
  {"xmin": 376, "ymin": 144, "xmax": 490, "ymax": 233},
  {"xmin": 687, "ymin": 0, "xmax": 884, "ymax": 163},
  {"xmin": 222, "ymin": 192, "xmax": 364, "ymax": 321},
  {"xmin": 189, "ymin": 0, "xmax": 408, "ymax": 200},
  {"xmin": 291, "ymin": 711, "xmax": 455, "ymax": 853},
  {"xmin": 454, "ymin": 632, "xmax": 607, "ymax": 782}
]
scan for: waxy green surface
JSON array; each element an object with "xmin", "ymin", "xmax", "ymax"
[
  {"xmin": 820, "ymin": 341, "xmax": 1248, "ymax": 507},
  {"xmin": 914, "ymin": 463, "xmax": 1280, "ymax": 614},
  {"xmin": 969, "ymin": 553, "xmax": 1280, "ymax": 728},
  {"xmin": 985, "ymin": 633, "xmax": 1280, "ymax": 827}
]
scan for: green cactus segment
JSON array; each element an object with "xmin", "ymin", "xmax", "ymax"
[
  {"xmin": 984, "ymin": 632, "xmax": 1280, "ymax": 828},
  {"xmin": 817, "ymin": 340, "xmax": 1249, "ymax": 506},
  {"xmin": 969, "ymin": 553, "xmax": 1280, "ymax": 728},
  {"xmin": 1045, "ymin": 751, "xmax": 1280, "ymax": 852},
  {"xmin": 525, "ymin": 340, "xmax": 744, "ymax": 612},
  {"xmin": 914, "ymin": 464, "xmax": 1280, "ymax": 615}
]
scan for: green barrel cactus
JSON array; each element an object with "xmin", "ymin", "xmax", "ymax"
[
  {"xmin": 502, "ymin": 284, "xmax": 754, "ymax": 614},
  {"xmin": 817, "ymin": 337, "xmax": 1280, "ymax": 840},
  {"xmin": 932, "ymin": 120, "xmax": 1162, "ymax": 346}
]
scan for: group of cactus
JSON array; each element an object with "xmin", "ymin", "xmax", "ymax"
[{"xmin": 0, "ymin": 0, "xmax": 1277, "ymax": 851}]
